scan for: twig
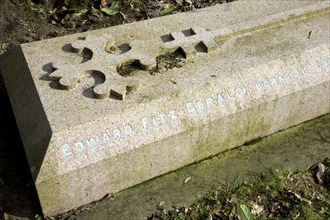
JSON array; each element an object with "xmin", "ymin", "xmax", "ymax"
[
  {"xmin": 317, "ymin": 129, "xmax": 329, "ymax": 143},
  {"xmin": 287, "ymin": 190, "xmax": 312, "ymax": 205}
]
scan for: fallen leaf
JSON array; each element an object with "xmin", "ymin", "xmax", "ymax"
[
  {"xmin": 119, "ymin": 11, "xmax": 128, "ymax": 21},
  {"xmin": 101, "ymin": 0, "xmax": 108, "ymax": 8},
  {"xmin": 101, "ymin": 1, "xmax": 121, "ymax": 16},
  {"xmin": 184, "ymin": 0, "xmax": 193, "ymax": 6},
  {"xmin": 160, "ymin": 6, "xmax": 178, "ymax": 16},
  {"xmin": 34, "ymin": 214, "xmax": 43, "ymax": 220},
  {"xmin": 251, "ymin": 203, "xmax": 264, "ymax": 215},
  {"xmin": 72, "ymin": 8, "xmax": 88, "ymax": 19},
  {"xmin": 158, "ymin": 201, "xmax": 165, "ymax": 207},
  {"xmin": 175, "ymin": 0, "xmax": 183, "ymax": 6},
  {"xmin": 237, "ymin": 204, "xmax": 255, "ymax": 220},
  {"xmin": 183, "ymin": 176, "xmax": 191, "ymax": 183}
]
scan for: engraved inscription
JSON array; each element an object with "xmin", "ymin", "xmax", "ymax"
[{"xmin": 60, "ymin": 57, "xmax": 329, "ymax": 158}]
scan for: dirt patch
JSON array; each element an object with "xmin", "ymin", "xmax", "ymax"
[
  {"xmin": 117, "ymin": 49, "xmax": 186, "ymax": 77},
  {"xmin": 0, "ymin": 0, "xmax": 61, "ymax": 53},
  {"xmin": 151, "ymin": 49, "xmax": 186, "ymax": 75},
  {"xmin": 0, "ymin": 0, "xmax": 236, "ymax": 55}
]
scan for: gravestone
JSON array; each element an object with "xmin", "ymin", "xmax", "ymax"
[{"xmin": 0, "ymin": 0, "xmax": 329, "ymax": 216}]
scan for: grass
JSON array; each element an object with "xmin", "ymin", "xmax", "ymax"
[{"xmin": 148, "ymin": 159, "xmax": 330, "ymax": 220}]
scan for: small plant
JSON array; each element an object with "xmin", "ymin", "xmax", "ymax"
[
  {"xmin": 25, "ymin": 0, "xmax": 47, "ymax": 15},
  {"xmin": 148, "ymin": 159, "xmax": 330, "ymax": 219},
  {"xmin": 100, "ymin": 1, "xmax": 121, "ymax": 15}
]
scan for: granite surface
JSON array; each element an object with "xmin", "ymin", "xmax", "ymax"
[{"xmin": 0, "ymin": 0, "xmax": 329, "ymax": 216}]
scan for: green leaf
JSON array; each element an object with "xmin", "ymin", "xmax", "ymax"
[
  {"xmin": 160, "ymin": 6, "xmax": 178, "ymax": 16},
  {"xmin": 72, "ymin": 8, "xmax": 88, "ymax": 19},
  {"xmin": 101, "ymin": 1, "xmax": 121, "ymax": 16},
  {"xmin": 34, "ymin": 214, "xmax": 43, "ymax": 220},
  {"xmin": 26, "ymin": 0, "xmax": 46, "ymax": 15},
  {"xmin": 237, "ymin": 204, "xmax": 255, "ymax": 220}
]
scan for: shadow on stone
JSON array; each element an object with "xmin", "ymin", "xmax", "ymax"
[
  {"xmin": 0, "ymin": 84, "xmax": 42, "ymax": 218},
  {"xmin": 62, "ymin": 43, "xmax": 92, "ymax": 63},
  {"xmin": 81, "ymin": 71, "xmax": 107, "ymax": 99},
  {"xmin": 40, "ymin": 62, "xmax": 62, "ymax": 90},
  {"xmin": 1, "ymin": 47, "xmax": 53, "ymax": 202}
]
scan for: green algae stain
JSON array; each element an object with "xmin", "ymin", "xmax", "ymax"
[
  {"xmin": 186, "ymin": 102, "xmax": 273, "ymax": 164},
  {"xmin": 58, "ymin": 114, "xmax": 330, "ymax": 220}
]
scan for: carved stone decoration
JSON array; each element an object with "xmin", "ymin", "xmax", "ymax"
[
  {"xmin": 50, "ymin": 34, "xmax": 156, "ymax": 100},
  {"xmin": 49, "ymin": 27, "xmax": 221, "ymax": 100},
  {"xmin": 161, "ymin": 27, "xmax": 218, "ymax": 59}
]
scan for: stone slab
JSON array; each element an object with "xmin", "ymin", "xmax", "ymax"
[
  {"xmin": 64, "ymin": 115, "xmax": 330, "ymax": 220},
  {"xmin": 0, "ymin": 0, "xmax": 329, "ymax": 216}
]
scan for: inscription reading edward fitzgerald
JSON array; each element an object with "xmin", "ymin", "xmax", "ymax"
[{"xmin": 61, "ymin": 58, "xmax": 330, "ymax": 158}]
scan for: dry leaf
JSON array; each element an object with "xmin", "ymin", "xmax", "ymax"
[
  {"xmin": 183, "ymin": 177, "xmax": 191, "ymax": 183},
  {"xmin": 175, "ymin": 0, "xmax": 183, "ymax": 6},
  {"xmin": 101, "ymin": 0, "xmax": 108, "ymax": 8},
  {"xmin": 251, "ymin": 203, "xmax": 264, "ymax": 215},
  {"xmin": 184, "ymin": 0, "xmax": 193, "ymax": 6}
]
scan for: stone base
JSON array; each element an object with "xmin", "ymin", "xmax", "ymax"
[{"xmin": 0, "ymin": 0, "xmax": 329, "ymax": 216}]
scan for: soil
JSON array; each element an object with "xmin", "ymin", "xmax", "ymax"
[{"xmin": 0, "ymin": 0, "xmax": 233, "ymax": 55}]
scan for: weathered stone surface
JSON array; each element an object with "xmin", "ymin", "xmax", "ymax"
[{"xmin": 0, "ymin": 0, "xmax": 329, "ymax": 216}]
